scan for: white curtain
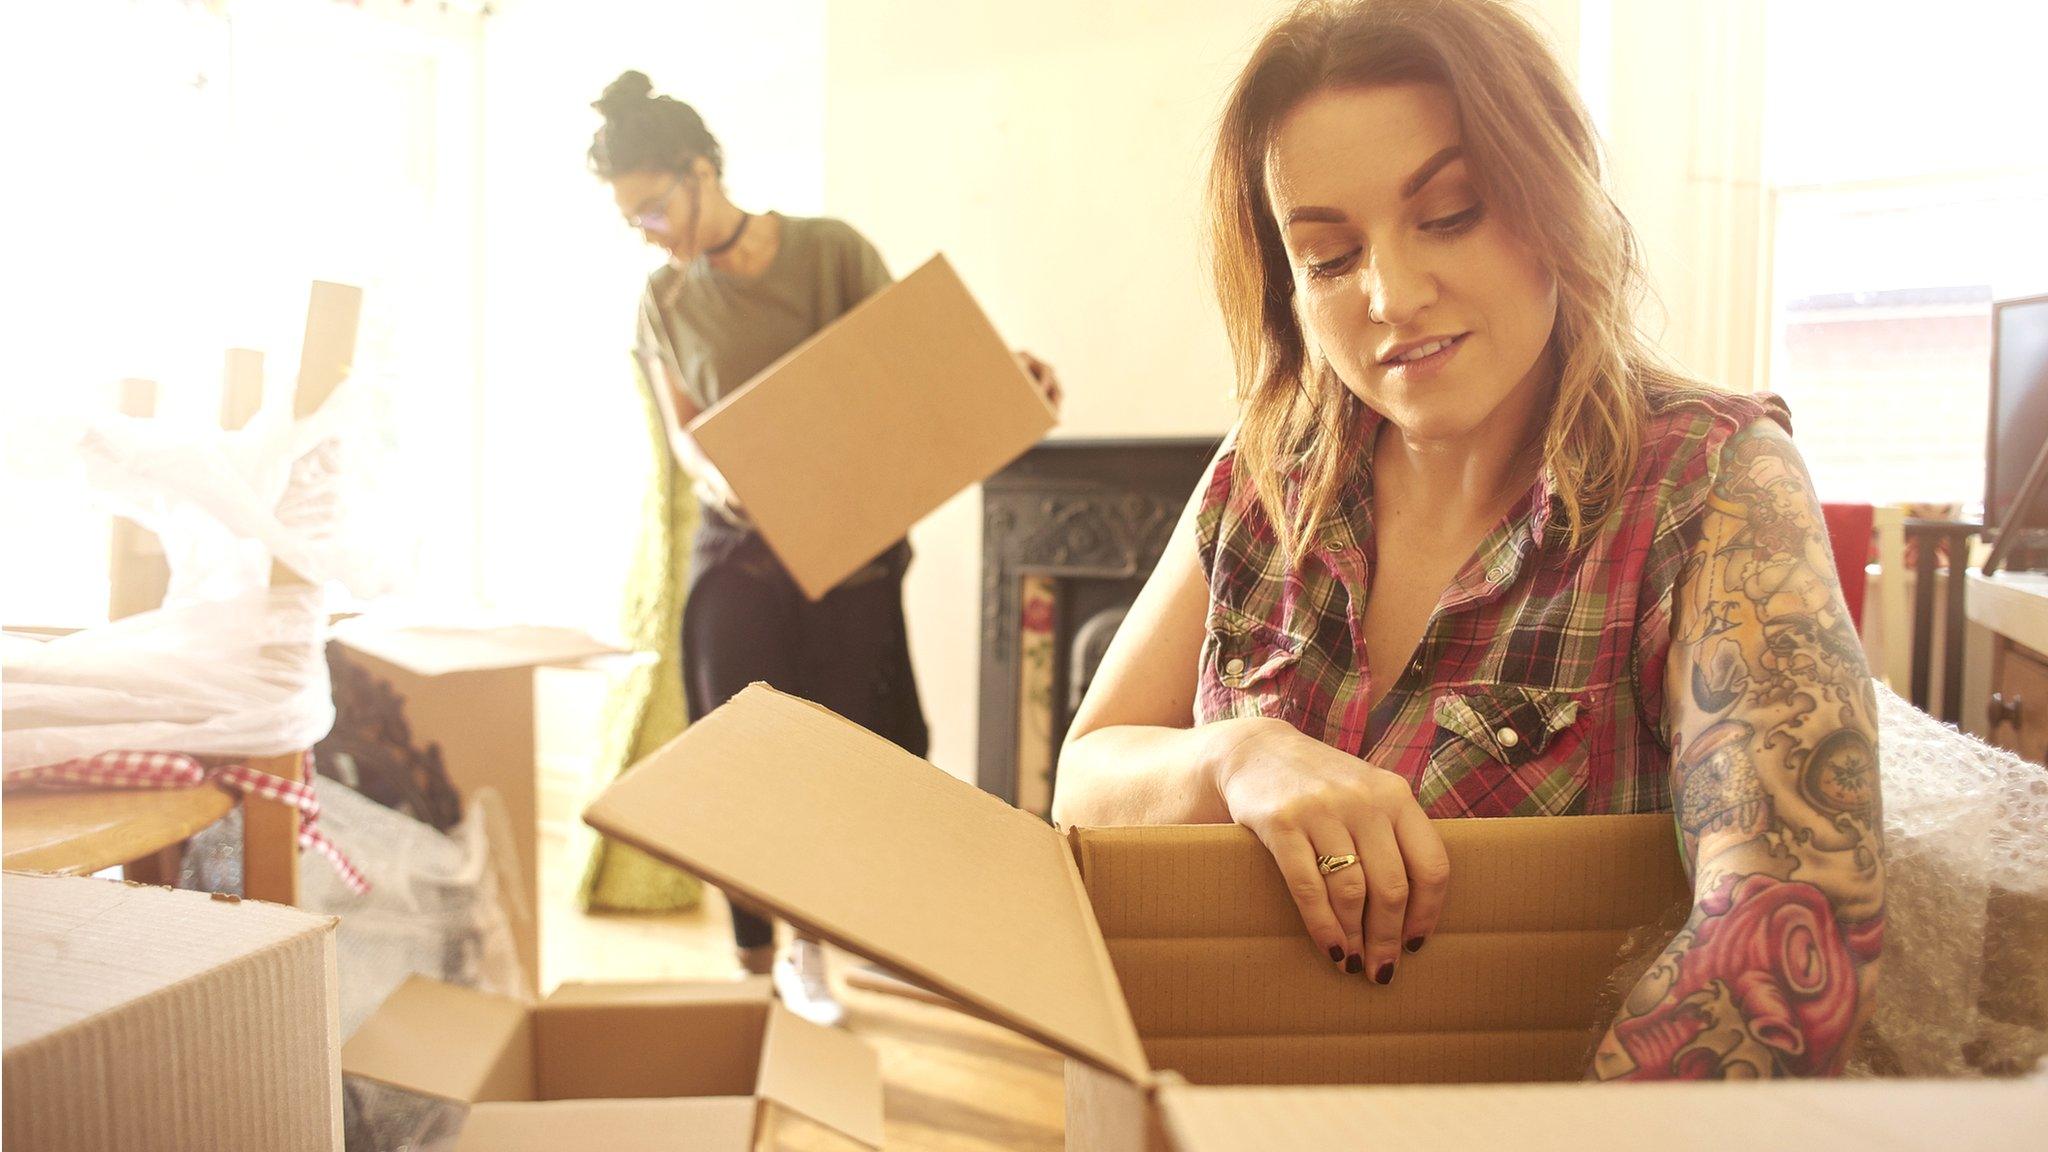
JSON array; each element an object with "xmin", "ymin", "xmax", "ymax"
[{"xmin": 1586, "ymin": 0, "xmax": 1771, "ymax": 395}]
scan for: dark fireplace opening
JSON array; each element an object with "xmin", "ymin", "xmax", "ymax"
[{"xmin": 977, "ymin": 437, "xmax": 1219, "ymax": 816}]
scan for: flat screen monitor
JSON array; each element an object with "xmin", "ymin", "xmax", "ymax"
[{"xmin": 1986, "ymin": 293, "xmax": 2048, "ymax": 535}]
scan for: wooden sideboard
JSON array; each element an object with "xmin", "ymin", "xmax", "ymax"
[{"xmin": 1967, "ymin": 570, "xmax": 2048, "ymax": 764}]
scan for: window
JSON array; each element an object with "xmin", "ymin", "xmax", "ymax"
[
  {"xmin": 1762, "ymin": 2, "xmax": 2048, "ymax": 510},
  {"xmin": 2, "ymin": 0, "xmax": 484, "ymax": 623}
]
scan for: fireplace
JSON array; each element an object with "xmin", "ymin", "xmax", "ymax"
[{"xmin": 976, "ymin": 437, "xmax": 1221, "ymax": 813}]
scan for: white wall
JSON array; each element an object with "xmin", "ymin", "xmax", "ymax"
[
  {"xmin": 821, "ymin": 0, "xmax": 1580, "ymax": 784},
  {"xmin": 478, "ymin": 0, "xmax": 826, "ymax": 630}
]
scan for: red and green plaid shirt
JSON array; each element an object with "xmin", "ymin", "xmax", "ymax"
[{"xmin": 1195, "ymin": 382, "xmax": 1792, "ymax": 819}]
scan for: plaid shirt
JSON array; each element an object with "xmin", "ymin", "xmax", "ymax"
[{"xmin": 1195, "ymin": 383, "xmax": 1792, "ymax": 818}]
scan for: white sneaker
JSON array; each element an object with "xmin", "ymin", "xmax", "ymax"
[{"xmin": 772, "ymin": 939, "xmax": 846, "ymax": 1028}]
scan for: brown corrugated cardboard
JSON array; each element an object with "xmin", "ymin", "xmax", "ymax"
[
  {"xmin": 331, "ymin": 620, "xmax": 637, "ymax": 994},
  {"xmin": 342, "ymin": 974, "xmax": 883, "ymax": 1151},
  {"xmin": 582, "ymin": 684, "xmax": 2038, "ymax": 1150},
  {"xmin": 454, "ymin": 1098, "xmax": 759, "ymax": 1152},
  {"xmin": 1155, "ymin": 1080, "xmax": 2048, "ymax": 1151},
  {"xmin": 1075, "ymin": 820, "xmax": 1685, "ymax": 1085},
  {"xmin": 584, "ymin": 680, "xmax": 1148, "ymax": 1081},
  {"xmin": 687, "ymin": 254, "xmax": 1057, "ymax": 599},
  {"xmin": 3, "ymin": 871, "xmax": 342, "ymax": 1151}
]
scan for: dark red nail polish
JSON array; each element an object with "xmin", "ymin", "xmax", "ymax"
[
  {"xmin": 1405, "ymin": 937, "xmax": 1425, "ymax": 953},
  {"xmin": 1329, "ymin": 945, "xmax": 1344, "ymax": 962},
  {"xmin": 1375, "ymin": 962, "xmax": 1394, "ymax": 985},
  {"xmin": 1345, "ymin": 954, "xmax": 1362, "ymax": 974}
]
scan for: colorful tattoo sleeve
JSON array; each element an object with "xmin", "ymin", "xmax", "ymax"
[{"xmin": 1591, "ymin": 420, "xmax": 1885, "ymax": 1080}]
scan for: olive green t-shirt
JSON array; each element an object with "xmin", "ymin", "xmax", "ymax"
[{"xmin": 633, "ymin": 213, "xmax": 894, "ymax": 416}]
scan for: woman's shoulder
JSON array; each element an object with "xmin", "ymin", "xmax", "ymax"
[
  {"xmin": 1640, "ymin": 379, "xmax": 1791, "ymax": 442},
  {"xmin": 638, "ymin": 261, "xmax": 685, "ymax": 314},
  {"xmin": 780, "ymin": 213, "xmax": 876, "ymax": 254},
  {"xmin": 1195, "ymin": 425, "xmax": 1281, "ymax": 554},
  {"xmin": 1627, "ymin": 379, "xmax": 1797, "ymax": 526}
]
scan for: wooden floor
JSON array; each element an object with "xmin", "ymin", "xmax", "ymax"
[{"xmin": 537, "ymin": 820, "xmax": 1065, "ymax": 1151}]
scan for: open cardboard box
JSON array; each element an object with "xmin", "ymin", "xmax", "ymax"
[
  {"xmin": 687, "ymin": 254, "xmax": 1057, "ymax": 599},
  {"xmin": 1152, "ymin": 1079, "xmax": 2048, "ymax": 1150},
  {"xmin": 4, "ymin": 871, "xmax": 342, "ymax": 1151},
  {"xmin": 331, "ymin": 618, "xmax": 642, "ymax": 993},
  {"xmin": 584, "ymin": 685, "xmax": 2048, "ymax": 1150},
  {"xmin": 340, "ymin": 974, "xmax": 883, "ymax": 1151}
]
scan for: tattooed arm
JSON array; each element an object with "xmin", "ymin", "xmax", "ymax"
[{"xmin": 1590, "ymin": 419, "xmax": 1885, "ymax": 1080}]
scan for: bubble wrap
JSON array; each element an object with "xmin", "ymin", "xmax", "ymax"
[
  {"xmin": 1588, "ymin": 679, "xmax": 2048, "ymax": 1077},
  {"xmin": 181, "ymin": 779, "xmax": 527, "ymax": 1150}
]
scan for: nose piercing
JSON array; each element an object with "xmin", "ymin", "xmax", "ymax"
[{"xmin": 1368, "ymin": 306, "xmax": 1386, "ymax": 325}]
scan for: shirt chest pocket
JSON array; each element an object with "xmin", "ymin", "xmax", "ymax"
[
  {"xmin": 1197, "ymin": 604, "xmax": 1307, "ymax": 725},
  {"xmin": 1419, "ymin": 683, "xmax": 1591, "ymax": 818}
]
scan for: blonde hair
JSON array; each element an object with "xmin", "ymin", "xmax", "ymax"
[{"xmin": 1208, "ymin": 0, "xmax": 1684, "ymax": 560}]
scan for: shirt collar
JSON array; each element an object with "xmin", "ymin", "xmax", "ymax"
[{"xmin": 1344, "ymin": 403, "xmax": 1564, "ymax": 554}]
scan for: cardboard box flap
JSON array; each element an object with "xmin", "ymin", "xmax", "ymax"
[
  {"xmin": 342, "ymin": 977, "xmax": 533, "ymax": 1103},
  {"xmin": 1076, "ymin": 817, "xmax": 1692, "ymax": 1086},
  {"xmin": 687, "ymin": 254, "xmax": 1057, "ymax": 599},
  {"xmin": 456, "ymin": 1098, "xmax": 759, "ymax": 1152},
  {"xmin": 583, "ymin": 684, "xmax": 1150, "ymax": 1084},
  {"xmin": 332, "ymin": 619, "xmax": 631, "ymax": 676},
  {"xmin": 1155, "ymin": 1080, "xmax": 2048, "ymax": 1151},
  {"xmin": 1073, "ymin": 816, "xmax": 1689, "ymax": 940},
  {"xmin": 3, "ymin": 872, "xmax": 335, "ymax": 1051},
  {"xmin": 756, "ymin": 1003, "xmax": 885, "ymax": 1148}
]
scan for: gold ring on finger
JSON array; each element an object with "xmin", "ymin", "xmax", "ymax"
[{"xmin": 1316, "ymin": 853, "xmax": 1359, "ymax": 875}]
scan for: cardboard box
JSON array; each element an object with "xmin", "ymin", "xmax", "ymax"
[
  {"xmin": 582, "ymin": 685, "xmax": 2042, "ymax": 1150},
  {"xmin": 331, "ymin": 619, "xmax": 638, "ymax": 994},
  {"xmin": 3, "ymin": 872, "xmax": 342, "ymax": 1151},
  {"xmin": 341, "ymin": 974, "xmax": 883, "ymax": 1151},
  {"xmin": 688, "ymin": 254, "xmax": 1057, "ymax": 599},
  {"xmin": 1153, "ymin": 1080, "xmax": 2048, "ymax": 1151}
]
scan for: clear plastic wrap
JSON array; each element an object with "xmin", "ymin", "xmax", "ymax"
[
  {"xmin": 181, "ymin": 775, "xmax": 528, "ymax": 1029},
  {"xmin": 179, "ymin": 776, "xmax": 526, "ymax": 1152},
  {"xmin": 3, "ymin": 375, "xmax": 405, "ymax": 774},
  {"xmin": 1866, "ymin": 682, "xmax": 2048, "ymax": 1077},
  {"xmin": 1587, "ymin": 680, "xmax": 2048, "ymax": 1077},
  {"xmin": 2, "ymin": 585, "xmax": 330, "ymax": 773},
  {"xmin": 75, "ymin": 376, "xmax": 403, "ymax": 602}
]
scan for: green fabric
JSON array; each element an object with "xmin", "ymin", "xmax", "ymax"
[{"xmin": 577, "ymin": 354, "xmax": 705, "ymax": 913}]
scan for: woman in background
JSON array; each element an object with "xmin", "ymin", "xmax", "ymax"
[
  {"xmin": 1055, "ymin": 0, "xmax": 1882, "ymax": 1079},
  {"xmin": 590, "ymin": 71, "xmax": 1058, "ymax": 1026}
]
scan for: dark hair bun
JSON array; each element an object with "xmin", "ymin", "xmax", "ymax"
[
  {"xmin": 594, "ymin": 70, "xmax": 655, "ymax": 119},
  {"xmin": 586, "ymin": 70, "xmax": 723, "ymax": 179}
]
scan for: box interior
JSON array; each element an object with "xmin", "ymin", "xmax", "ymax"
[
  {"xmin": 1075, "ymin": 819, "xmax": 1690, "ymax": 1085},
  {"xmin": 582, "ymin": 685, "xmax": 1696, "ymax": 1093}
]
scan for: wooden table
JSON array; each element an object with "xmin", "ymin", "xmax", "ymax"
[{"xmin": 2, "ymin": 785, "xmax": 233, "ymax": 881}]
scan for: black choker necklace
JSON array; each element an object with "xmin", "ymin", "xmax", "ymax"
[{"xmin": 705, "ymin": 212, "xmax": 751, "ymax": 258}]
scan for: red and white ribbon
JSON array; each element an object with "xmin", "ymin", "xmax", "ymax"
[{"xmin": 9, "ymin": 750, "xmax": 369, "ymax": 894}]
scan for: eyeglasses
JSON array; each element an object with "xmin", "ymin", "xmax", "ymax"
[{"xmin": 625, "ymin": 173, "xmax": 695, "ymax": 235}]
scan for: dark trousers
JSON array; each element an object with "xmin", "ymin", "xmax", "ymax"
[{"xmin": 681, "ymin": 531, "xmax": 928, "ymax": 950}]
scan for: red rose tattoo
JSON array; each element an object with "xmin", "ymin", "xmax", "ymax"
[{"xmin": 1610, "ymin": 874, "xmax": 1878, "ymax": 1078}]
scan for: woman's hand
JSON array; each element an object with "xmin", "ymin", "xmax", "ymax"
[
  {"xmin": 1015, "ymin": 349, "xmax": 1063, "ymax": 413},
  {"xmin": 1213, "ymin": 716, "xmax": 1450, "ymax": 983}
]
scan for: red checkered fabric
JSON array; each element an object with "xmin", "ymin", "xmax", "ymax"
[
  {"xmin": 1195, "ymin": 382, "xmax": 1795, "ymax": 819},
  {"xmin": 9, "ymin": 750, "xmax": 368, "ymax": 894}
]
